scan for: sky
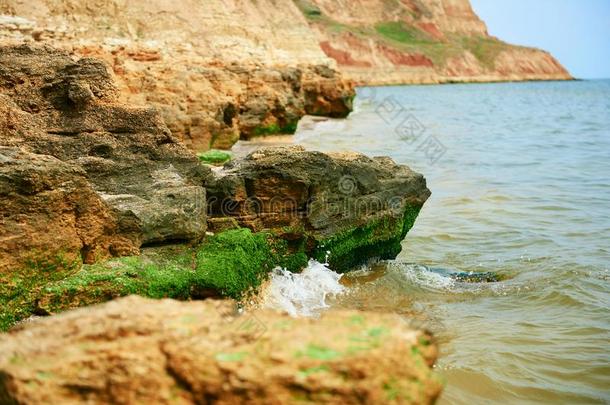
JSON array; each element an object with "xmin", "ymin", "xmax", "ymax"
[{"xmin": 470, "ymin": 0, "xmax": 610, "ymax": 79}]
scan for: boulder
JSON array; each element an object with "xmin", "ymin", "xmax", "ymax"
[
  {"xmin": 0, "ymin": 296, "xmax": 443, "ymax": 404},
  {"xmin": 206, "ymin": 146, "xmax": 430, "ymax": 271},
  {"xmin": 0, "ymin": 44, "xmax": 209, "ymax": 248},
  {"xmin": 0, "ymin": 146, "xmax": 137, "ymax": 273}
]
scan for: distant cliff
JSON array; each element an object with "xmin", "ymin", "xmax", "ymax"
[{"xmin": 295, "ymin": 0, "xmax": 572, "ymax": 84}]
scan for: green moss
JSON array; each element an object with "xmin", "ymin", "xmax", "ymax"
[
  {"xmin": 281, "ymin": 120, "xmax": 299, "ymax": 134},
  {"xmin": 193, "ymin": 228, "xmax": 275, "ymax": 297},
  {"xmin": 297, "ymin": 344, "xmax": 341, "ymax": 361},
  {"xmin": 253, "ymin": 123, "xmax": 281, "ymax": 136},
  {"xmin": 0, "ymin": 252, "xmax": 80, "ymax": 331},
  {"xmin": 348, "ymin": 315, "xmax": 365, "ymax": 326},
  {"xmin": 268, "ymin": 235, "xmax": 309, "ymax": 272},
  {"xmin": 215, "ymin": 352, "xmax": 248, "ymax": 362},
  {"xmin": 0, "ymin": 228, "xmax": 313, "ymax": 330},
  {"xmin": 367, "ymin": 326, "xmax": 389, "ymax": 338},
  {"xmin": 418, "ymin": 336, "xmax": 431, "ymax": 346},
  {"xmin": 312, "ymin": 205, "xmax": 421, "ymax": 271},
  {"xmin": 252, "ymin": 120, "xmax": 299, "ymax": 137},
  {"xmin": 297, "ymin": 365, "xmax": 330, "ymax": 378},
  {"xmin": 197, "ymin": 149, "xmax": 232, "ymax": 165},
  {"xmin": 383, "ymin": 378, "xmax": 401, "ymax": 401}
]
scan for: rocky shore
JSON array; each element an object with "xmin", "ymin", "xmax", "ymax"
[
  {"xmin": 1, "ymin": 0, "xmax": 571, "ymax": 154},
  {"xmin": 0, "ymin": 0, "xmax": 355, "ymax": 153},
  {"xmin": 0, "ymin": 41, "xmax": 439, "ymax": 402}
]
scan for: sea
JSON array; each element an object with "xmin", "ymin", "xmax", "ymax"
[{"xmin": 259, "ymin": 80, "xmax": 610, "ymax": 404}]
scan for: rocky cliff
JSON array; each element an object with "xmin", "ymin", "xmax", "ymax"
[
  {"xmin": 0, "ymin": 1, "xmax": 571, "ymax": 153},
  {"xmin": 296, "ymin": 0, "xmax": 572, "ymax": 84},
  {"xmin": 0, "ymin": 0, "xmax": 355, "ymax": 152}
]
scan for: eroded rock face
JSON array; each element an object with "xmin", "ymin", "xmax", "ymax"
[
  {"xmin": 0, "ymin": 296, "xmax": 443, "ymax": 404},
  {"xmin": 0, "ymin": 0, "xmax": 355, "ymax": 151},
  {"xmin": 298, "ymin": 0, "xmax": 572, "ymax": 85},
  {"xmin": 0, "ymin": 146, "xmax": 137, "ymax": 274},
  {"xmin": 206, "ymin": 146, "xmax": 430, "ymax": 271},
  {"xmin": 0, "ymin": 44, "xmax": 209, "ymax": 250}
]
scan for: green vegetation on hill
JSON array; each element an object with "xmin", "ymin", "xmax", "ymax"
[
  {"xmin": 295, "ymin": 2, "xmax": 516, "ymax": 70},
  {"xmin": 459, "ymin": 36, "xmax": 511, "ymax": 69},
  {"xmin": 375, "ymin": 21, "xmax": 433, "ymax": 45}
]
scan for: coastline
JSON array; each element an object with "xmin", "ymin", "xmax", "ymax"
[{"xmin": 0, "ymin": 0, "xmax": 595, "ymax": 403}]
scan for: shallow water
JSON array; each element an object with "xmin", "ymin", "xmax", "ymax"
[{"xmin": 288, "ymin": 80, "xmax": 610, "ymax": 403}]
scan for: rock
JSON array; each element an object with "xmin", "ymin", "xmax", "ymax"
[
  {"xmin": 206, "ymin": 146, "xmax": 430, "ymax": 271},
  {"xmin": 0, "ymin": 146, "xmax": 137, "ymax": 274},
  {"xmin": 0, "ymin": 44, "xmax": 209, "ymax": 247},
  {"xmin": 0, "ymin": 0, "xmax": 355, "ymax": 152},
  {"xmin": 302, "ymin": 64, "xmax": 354, "ymax": 117},
  {"xmin": 449, "ymin": 271, "xmax": 501, "ymax": 283},
  {"xmin": 0, "ymin": 296, "xmax": 443, "ymax": 404}
]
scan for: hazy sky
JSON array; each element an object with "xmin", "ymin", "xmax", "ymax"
[{"xmin": 470, "ymin": 0, "xmax": 610, "ymax": 79}]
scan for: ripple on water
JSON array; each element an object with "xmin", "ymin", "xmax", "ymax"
[{"xmin": 289, "ymin": 80, "xmax": 610, "ymax": 403}]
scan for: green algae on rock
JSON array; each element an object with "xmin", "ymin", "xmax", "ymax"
[
  {"xmin": 1, "ymin": 229, "xmax": 309, "ymax": 330},
  {"xmin": 206, "ymin": 146, "xmax": 430, "ymax": 272},
  {"xmin": 312, "ymin": 205, "xmax": 422, "ymax": 270},
  {"xmin": 197, "ymin": 149, "xmax": 232, "ymax": 165}
]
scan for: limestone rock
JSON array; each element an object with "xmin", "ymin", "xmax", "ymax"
[
  {"xmin": 0, "ymin": 146, "xmax": 137, "ymax": 274},
  {"xmin": 0, "ymin": 0, "xmax": 355, "ymax": 151},
  {"xmin": 0, "ymin": 44, "xmax": 209, "ymax": 249},
  {"xmin": 0, "ymin": 296, "xmax": 443, "ymax": 404},
  {"xmin": 206, "ymin": 146, "xmax": 430, "ymax": 271}
]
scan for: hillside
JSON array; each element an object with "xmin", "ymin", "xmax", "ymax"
[{"xmin": 296, "ymin": 0, "xmax": 572, "ymax": 84}]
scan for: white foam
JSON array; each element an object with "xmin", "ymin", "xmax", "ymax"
[
  {"xmin": 388, "ymin": 262, "xmax": 456, "ymax": 290},
  {"xmin": 260, "ymin": 259, "xmax": 345, "ymax": 317}
]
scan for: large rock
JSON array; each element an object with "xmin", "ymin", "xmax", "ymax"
[
  {"xmin": 206, "ymin": 146, "xmax": 430, "ymax": 271},
  {"xmin": 0, "ymin": 146, "xmax": 137, "ymax": 274},
  {"xmin": 0, "ymin": 296, "xmax": 443, "ymax": 404},
  {"xmin": 0, "ymin": 0, "xmax": 355, "ymax": 151},
  {"xmin": 0, "ymin": 44, "xmax": 209, "ymax": 249}
]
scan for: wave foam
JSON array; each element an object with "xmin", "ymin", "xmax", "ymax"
[{"xmin": 260, "ymin": 259, "xmax": 345, "ymax": 317}]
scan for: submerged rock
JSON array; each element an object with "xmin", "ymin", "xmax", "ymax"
[
  {"xmin": 0, "ymin": 296, "xmax": 443, "ymax": 404},
  {"xmin": 206, "ymin": 146, "xmax": 431, "ymax": 271},
  {"xmin": 449, "ymin": 271, "xmax": 501, "ymax": 283}
]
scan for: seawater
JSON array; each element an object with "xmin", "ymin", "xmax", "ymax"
[{"xmin": 263, "ymin": 80, "xmax": 610, "ymax": 404}]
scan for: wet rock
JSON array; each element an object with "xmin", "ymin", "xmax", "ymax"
[
  {"xmin": 449, "ymin": 271, "xmax": 501, "ymax": 283},
  {"xmin": 206, "ymin": 146, "xmax": 430, "ymax": 271},
  {"xmin": 0, "ymin": 44, "xmax": 209, "ymax": 249},
  {"xmin": 0, "ymin": 296, "xmax": 443, "ymax": 404}
]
